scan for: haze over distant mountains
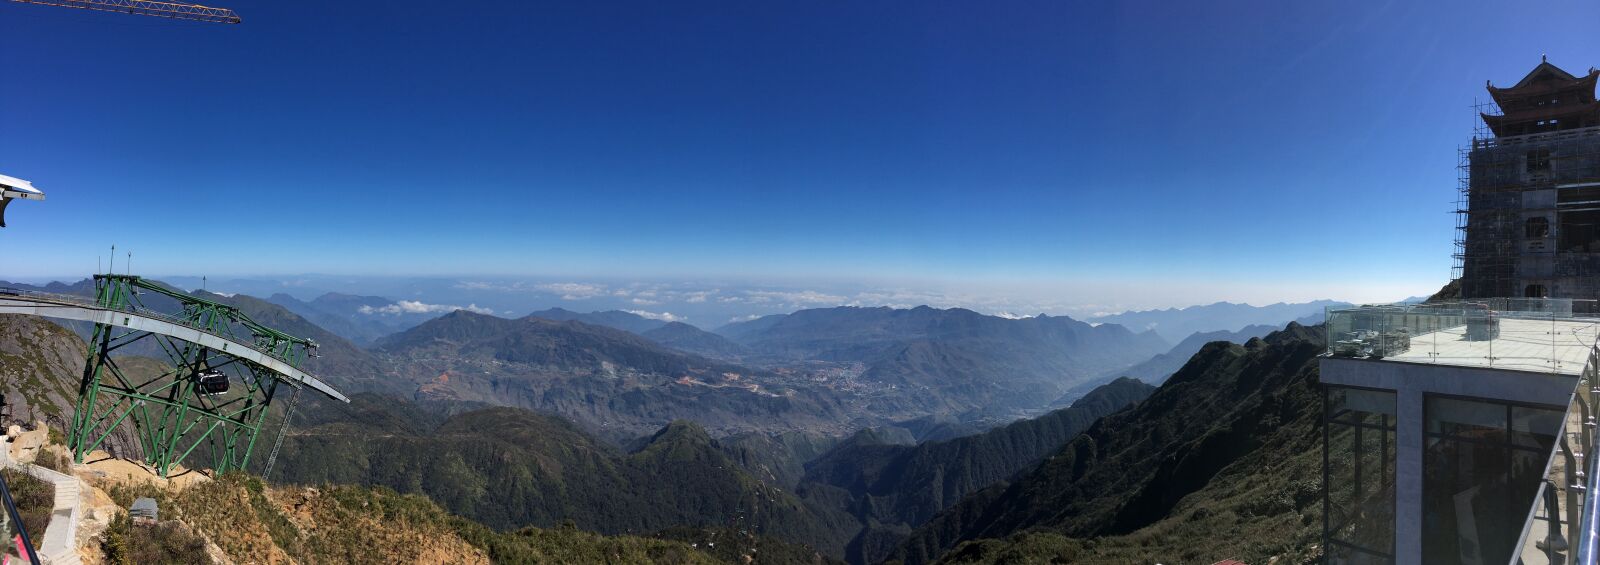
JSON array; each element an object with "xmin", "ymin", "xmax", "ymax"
[
  {"xmin": 366, "ymin": 304, "xmax": 1168, "ymax": 436},
  {"xmin": 76, "ymin": 274, "xmax": 1363, "ymax": 338},
  {"xmin": 0, "ymin": 277, "xmax": 1335, "ymax": 428},
  {"xmin": 1090, "ymin": 299, "xmax": 1350, "ymax": 343}
]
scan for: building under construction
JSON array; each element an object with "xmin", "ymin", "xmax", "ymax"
[{"xmin": 1457, "ymin": 58, "xmax": 1600, "ymax": 309}]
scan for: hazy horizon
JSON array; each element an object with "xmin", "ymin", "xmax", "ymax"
[{"xmin": 0, "ymin": 271, "xmax": 1427, "ymax": 326}]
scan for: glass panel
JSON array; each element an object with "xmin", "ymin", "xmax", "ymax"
[
  {"xmin": 1330, "ymin": 387, "xmax": 1398, "ymax": 428},
  {"xmin": 1341, "ymin": 388, "xmax": 1398, "ymax": 417},
  {"xmin": 1324, "ymin": 300, "xmax": 1600, "ymax": 372},
  {"xmin": 1423, "ymin": 396, "xmax": 1559, "ymax": 565},
  {"xmin": 1327, "ymin": 386, "xmax": 1397, "ymax": 564},
  {"xmin": 1429, "ymin": 397, "xmax": 1506, "ymax": 443},
  {"xmin": 1510, "ymin": 405, "xmax": 1563, "ymax": 452}
]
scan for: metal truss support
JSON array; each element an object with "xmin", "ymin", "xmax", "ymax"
[{"xmin": 66, "ymin": 275, "xmax": 320, "ymax": 477}]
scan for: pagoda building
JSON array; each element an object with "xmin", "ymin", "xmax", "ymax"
[
  {"xmin": 1457, "ymin": 59, "xmax": 1600, "ymax": 306},
  {"xmin": 1482, "ymin": 58, "xmax": 1600, "ymax": 137}
]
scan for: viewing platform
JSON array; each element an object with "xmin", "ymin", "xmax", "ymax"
[
  {"xmin": 1320, "ymin": 298, "xmax": 1600, "ymax": 565},
  {"xmin": 1326, "ymin": 298, "xmax": 1600, "ymax": 376}
]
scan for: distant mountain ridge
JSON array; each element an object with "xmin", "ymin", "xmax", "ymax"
[
  {"xmin": 716, "ymin": 306, "xmax": 1168, "ymax": 417},
  {"xmin": 372, "ymin": 310, "xmax": 851, "ymax": 437},
  {"xmin": 526, "ymin": 307, "xmax": 674, "ymax": 334},
  {"xmin": 641, "ymin": 321, "xmax": 750, "ymax": 360},
  {"xmin": 267, "ymin": 292, "xmax": 419, "ymax": 346},
  {"xmin": 376, "ymin": 310, "xmax": 722, "ymax": 374},
  {"xmin": 1092, "ymin": 299, "xmax": 1349, "ymax": 342},
  {"xmin": 1104, "ymin": 324, "xmax": 1279, "ymax": 385}
]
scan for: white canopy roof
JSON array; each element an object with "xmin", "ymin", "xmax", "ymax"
[{"xmin": 0, "ymin": 173, "xmax": 44, "ymax": 200}]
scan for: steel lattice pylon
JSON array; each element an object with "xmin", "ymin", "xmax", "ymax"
[{"xmin": 68, "ymin": 275, "xmax": 319, "ymax": 477}]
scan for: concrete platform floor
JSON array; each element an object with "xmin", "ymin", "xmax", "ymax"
[{"xmin": 1383, "ymin": 318, "xmax": 1600, "ymax": 375}]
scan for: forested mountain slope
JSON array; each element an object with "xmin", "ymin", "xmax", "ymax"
[
  {"xmin": 796, "ymin": 377, "xmax": 1155, "ymax": 564},
  {"xmin": 890, "ymin": 323, "xmax": 1327, "ymax": 564},
  {"xmin": 268, "ymin": 395, "xmax": 861, "ymax": 556}
]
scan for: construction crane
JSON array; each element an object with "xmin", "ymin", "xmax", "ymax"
[
  {"xmin": 8, "ymin": 0, "xmax": 239, "ymax": 24},
  {"xmin": 0, "ymin": 0, "xmax": 239, "ymax": 229}
]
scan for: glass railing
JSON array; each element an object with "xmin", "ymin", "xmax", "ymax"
[
  {"xmin": 1325, "ymin": 300, "xmax": 1600, "ymax": 375},
  {"xmin": 1513, "ymin": 342, "xmax": 1600, "ymax": 565}
]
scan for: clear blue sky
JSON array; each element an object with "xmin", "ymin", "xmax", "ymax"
[{"xmin": 1, "ymin": 0, "xmax": 1596, "ymax": 308}]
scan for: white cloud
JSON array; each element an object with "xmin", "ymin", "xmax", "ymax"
[
  {"xmin": 683, "ymin": 290, "xmax": 717, "ymax": 303},
  {"xmin": 992, "ymin": 311, "xmax": 1035, "ymax": 320},
  {"xmin": 452, "ymin": 280, "xmax": 609, "ymax": 300},
  {"xmin": 537, "ymin": 282, "xmax": 607, "ymax": 300},
  {"xmin": 626, "ymin": 310, "xmax": 684, "ymax": 322},
  {"xmin": 630, "ymin": 297, "xmax": 660, "ymax": 305},
  {"xmin": 360, "ymin": 300, "xmax": 494, "ymax": 316},
  {"xmin": 727, "ymin": 290, "xmax": 847, "ymax": 307}
]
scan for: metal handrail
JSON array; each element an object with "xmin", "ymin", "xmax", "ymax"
[
  {"xmin": 1578, "ymin": 413, "xmax": 1600, "ymax": 564},
  {"xmin": 1577, "ymin": 438, "xmax": 1600, "ymax": 564},
  {"xmin": 1572, "ymin": 350, "xmax": 1600, "ymax": 565}
]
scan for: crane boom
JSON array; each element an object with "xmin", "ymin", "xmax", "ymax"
[{"xmin": 10, "ymin": 0, "xmax": 239, "ymax": 24}]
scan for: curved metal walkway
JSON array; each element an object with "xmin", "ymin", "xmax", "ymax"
[{"xmin": 0, "ymin": 293, "xmax": 347, "ymax": 403}]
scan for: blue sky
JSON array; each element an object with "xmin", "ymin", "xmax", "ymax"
[{"xmin": 1, "ymin": 0, "xmax": 1596, "ymax": 311}]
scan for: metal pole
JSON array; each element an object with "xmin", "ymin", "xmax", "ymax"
[{"xmin": 261, "ymin": 381, "xmax": 297, "ymax": 481}]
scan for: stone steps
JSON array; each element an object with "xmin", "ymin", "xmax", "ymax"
[{"xmin": 22, "ymin": 465, "xmax": 82, "ymax": 565}]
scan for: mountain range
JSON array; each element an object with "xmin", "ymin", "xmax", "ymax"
[
  {"xmin": 1103, "ymin": 323, "xmax": 1279, "ymax": 385},
  {"xmin": 371, "ymin": 309, "xmax": 852, "ymax": 438},
  {"xmin": 264, "ymin": 318, "xmax": 1332, "ymax": 564},
  {"xmin": 3, "ymin": 277, "xmax": 1174, "ymax": 437},
  {"xmin": 1091, "ymin": 299, "xmax": 1347, "ymax": 343},
  {"xmin": 1, "ymin": 276, "xmax": 1342, "ymax": 563},
  {"xmin": 714, "ymin": 306, "xmax": 1168, "ymax": 418},
  {"xmin": 261, "ymin": 376, "xmax": 1154, "ymax": 563},
  {"xmin": 266, "ymin": 292, "xmax": 427, "ymax": 346},
  {"xmin": 526, "ymin": 307, "xmax": 675, "ymax": 334}
]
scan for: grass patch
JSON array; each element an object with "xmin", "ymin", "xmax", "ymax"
[
  {"xmin": 0, "ymin": 469, "xmax": 52, "ymax": 542},
  {"xmin": 32, "ymin": 446, "xmax": 71, "ymax": 474},
  {"xmin": 100, "ymin": 511, "xmax": 213, "ymax": 565}
]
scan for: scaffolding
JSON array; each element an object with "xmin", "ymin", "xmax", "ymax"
[
  {"xmin": 1451, "ymin": 99, "xmax": 1499, "ymax": 282},
  {"xmin": 1454, "ymin": 96, "xmax": 1600, "ymax": 313}
]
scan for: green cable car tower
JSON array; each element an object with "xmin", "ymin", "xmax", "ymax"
[{"xmin": 0, "ymin": 275, "xmax": 348, "ymax": 477}]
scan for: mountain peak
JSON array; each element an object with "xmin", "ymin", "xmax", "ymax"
[{"xmin": 633, "ymin": 420, "xmax": 720, "ymax": 464}]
